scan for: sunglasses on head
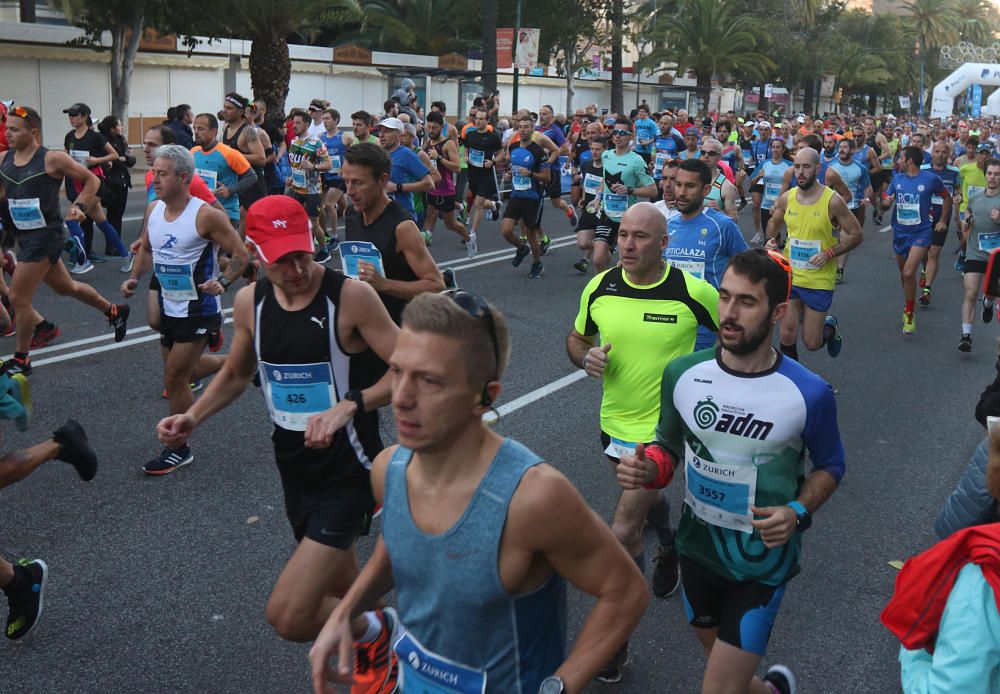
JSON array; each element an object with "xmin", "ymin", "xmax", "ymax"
[
  {"xmin": 441, "ymin": 289, "xmax": 499, "ymax": 381},
  {"xmin": 765, "ymin": 249, "xmax": 792, "ymax": 301},
  {"xmin": 12, "ymin": 106, "xmax": 30, "ymax": 119}
]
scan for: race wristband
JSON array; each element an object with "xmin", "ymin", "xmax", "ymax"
[
  {"xmin": 642, "ymin": 444, "xmax": 675, "ymax": 490},
  {"xmin": 826, "ymin": 247, "xmax": 836, "ymax": 259}
]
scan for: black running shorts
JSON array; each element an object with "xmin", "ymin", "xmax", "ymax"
[
  {"xmin": 503, "ymin": 197, "xmax": 544, "ymax": 231},
  {"xmin": 159, "ymin": 313, "xmax": 222, "ymax": 348},
  {"xmin": 17, "ymin": 228, "xmax": 65, "ymax": 264},
  {"xmin": 427, "ymin": 194, "xmax": 456, "ymax": 213}
]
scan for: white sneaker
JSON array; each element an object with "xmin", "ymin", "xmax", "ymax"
[
  {"xmin": 71, "ymin": 261, "xmax": 94, "ymax": 275},
  {"xmin": 750, "ymin": 232, "xmax": 765, "ymax": 246},
  {"xmin": 466, "ymin": 232, "xmax": 478, "ymax": 258}
]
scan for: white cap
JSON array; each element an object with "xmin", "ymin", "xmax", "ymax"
[
  {"xmin": 379, "ymin": 117, "xmax": 404, "ymax": 131},
  {"xmin": 758, "ymin": 120, "xmax": 772, "ymax": 129}
]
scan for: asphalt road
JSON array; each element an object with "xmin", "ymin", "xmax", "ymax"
[{"xmin": 1, "ymin": 189, "xmax": 991, "ymax": 693}]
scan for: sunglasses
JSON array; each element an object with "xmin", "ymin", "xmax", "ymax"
[
  {"xmin": 441, "ymin": 289, "xmax": 499, "ymax": 380},
  {"xmin": 700, "ymin": 150, "xmax": 721, "ymax": 156},
  {"xmin": 612, "ymin": 129, "xmax": 631, "ymax": 137},
  {"xmin": 765, "ymin": 249, "xmax": 792, "ymax": 301}
]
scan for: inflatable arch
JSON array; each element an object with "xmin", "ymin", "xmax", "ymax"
[
  {"xmin": 986, "ymin": 86, "xmax": 1000, "ymax": 116},
  {"xmin": 931, "ymin": 63, "xmax": 1000, "ymax": 118}
]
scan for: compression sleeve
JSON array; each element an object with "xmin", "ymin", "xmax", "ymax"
[{"xmin": 230, "ymin": 168, "xmax": 258, "ymax": 195}]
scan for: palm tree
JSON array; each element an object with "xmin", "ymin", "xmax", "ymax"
[
  {"xmin": 902, "ymin": 0, "xmax": 959, "ymax": 115},
  {"xmin": 610, "ymin": 0, "xmax": 624, "ymax": 114},
  {"xmin": 640, "ymin": 0, "xmax": 774, "ymax": 115},
  {"xmin": 338, "ymin": 0, "xmax": 480, "ymax": 54},
  {"xmin": 954, "ymin": 0, "xmax": 999, "ymax": 45},
  {"xmin": 481, "ymin": 0, "xmax": 498, "ymax": 95}
]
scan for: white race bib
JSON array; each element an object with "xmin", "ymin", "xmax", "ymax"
[
  {"xmin": 153, "ymin": 262, "xmax": 198, "ymax": 301},
  {"xmin": 583, "ymin": 173, "xmax": 603, "ymax": 197},
  {"xmin": 394, "ymin": 630, "xmax": 487, "ymax": 694},
  {"xmin": 329, "ymin": 155, "xmax": 341, "ymax": 175},
  {"xmin": 788, "ymin": 238, "xmax": 821, "ymax": 270},
  {"xmin": 604, "ymin": 193, "xmax": 628, "ymax": 221},
  {"xmin": 763, "ymin": 181, "xmax": 782, "ymax": 207},
  {"xmin": 684, "ymin": 442, "xmax": 757, "ymax": 534},
  {"xmin": 931, "ymin": 194, "xmax": 944, "ymax": 206},
  {"xmin": 291, "ymin": 168, "xmax": 308, "ymax": 190},
  {"xmin": 603, "ymin": 436, "xmax": 636, "ymax": 460},
  {"xmin": 896, "ymin": 202, "xmax": 920, "ymax": 226},
  {"xmin": 654, "ymin": 151, "xmax": 668, "ymax": 179},
  {"xmin": 260, "ymin": 361, "xmax": 335, "ymax": 431},
  {"xmin": 8, "ymin": 198, "xmax": 46, "ymax": 230},
  {"xmin": 980, "ymin": 231, "xmax": 1000, "ymax": 252},
  {"xmin": 340, "ymin": 241, "xmax": 385, "ymax": 279},
  {"xmin": 513, "ymin": 173, "xmax": 531, "ymax": 191},
  {"xmin": 195, "ymin": 168, "xmax": 218, "ymax": 191},
  {"xmin": 668, "ymin": 258, "xmax": 706, "ymax": 279},
  {"xmin": 469, "ymin": 149, "xmax": 485, "ymax": 167},
  {"xmin": 69, "ymin": 149, "xmax": 90, "ymax": 166}
]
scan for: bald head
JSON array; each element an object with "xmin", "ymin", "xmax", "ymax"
[
  {"xmin": 794, "ymin": 147, "xmax": 820, "ymax": 166},
  {"xmin": 793, "ymin": 147, "xmax": 820, "ymax": 190},
  {"xmin": 621, "ymin": 201, "xmax": 667, "ymax": 238}
]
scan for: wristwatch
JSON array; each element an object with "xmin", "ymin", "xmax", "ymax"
[
  {"xmin": 344, "ymin": 389, "xmax": 365, "ymax": 415},
  {"xmin": 538, "ymin": 676, "xmax": 565, "ymax": 694},
  {"xmin": 218, "ymin": 276, "xmax": 232, "ymax": 292},
  {"xmin": 787, "ymin": 501, "xmax": 812, "ymax": 532},
  {"xmin": 396, "ymin": 182, "xmax": 404, "ymax": 193},
  {"xmin": 626, "ymin": 186, "xmax": 634, "ymax": 195}
]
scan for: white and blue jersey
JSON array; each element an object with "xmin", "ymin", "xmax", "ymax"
[
  {"xmin": 754, "ymin": 160, "xmax": 792, "ymax": 210},
  {"xmin": 653, "ymin": 133, "xmax": 685, "ymax": 179},
  {"xmin": 829, "ymin": 158, "xmax": 871, "ymax": 210},
  {"xmin": 319, "ymin": 131, "xmax": 347, "ymax": 181},
  {"xmin": 889, "ymin": 170, "xmax": 946, "ymax": 236},
  {"xmin": 634, "ymin": 117, "xmax": 659, "ymax": 154},
  {"xmin": 147, "ymin": 197, "xmax": 220, "ymax": 319},
  {"xmin": 920, "ymin": 163, "xmax": 959, "ymax": 224},
  {"xmin": 749, "ymin": 139, "xmax": 773, "ymax": 170}
]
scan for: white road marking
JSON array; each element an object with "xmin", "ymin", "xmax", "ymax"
[
  {"xmin": 484, "ymin": 370, "xmax": 588, "ymax": 423},
  {"xmin": 879, "ymin": 225, "xmax": 891, "ymax": 233}
]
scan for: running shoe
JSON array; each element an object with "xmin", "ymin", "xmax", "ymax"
[
  {"xmin": 763, "ymin": 664, "xmax": 798, "ymax": 694},
  {"xmin": 466, "ymin": 232, "xmax": 478, "ymax": 259},
  {"xmin": 490, "ymin": 201, "xmax": 502, "ymax": 221},
  {"xmin": 0, "ymin": 356, "xmax": 31, "ymax": 377},
  {"xmin": 540, "ymin": 235, "xmax": 552, "ymax": 256},
  {"xmin": 65, "ymin": 237, "xmax": 84, "ymax": 265},
  {"xmin": 70, "ymin": 260, "xmax": 94, "ymax": 275},
  {"xmin": 902, "ymin": 311, "xmax": 916, "ymax": 335},
  {"xmin": 88, "ymin": 253, "xmax": 106, "ymax": 264},
  {"xmin": 919, "ymin": 269, "xmax": 926, "ymax": 289},
  {"xmin": 442, "ymin": 268, "xmax": 457, "ymax": 290},
  {"xmin": 512, "ymin": 244, "xmax": 531, "ymax": 267},
  {"xmin": 352, "ymin": 607, "xmax": 399, "ymax": 694},
  {"xmin": 2, "ymin": 250, "xmax": 16, "ymax": 276},
  {"xmin": 919, "ymin": 288, "xmax": 931, "ymax": 307},
  {"xmin": 750, "ymin": 231, "xmax": 765, "ymax": 246},
  {"xmin": 651, "ymin": 545, "xmax": 680, "ymax": 598},
  {"xmin": 835, "ymin": 267, "xmax": 844, "ymax": 285},
  {"xmin": 959, "ymin": 333, "xmax": 973, "ymax": 352},
  {"xmin": 824, "ymin": 315, "xmax": 843, "ymax": 358},
  {"xmin": 119, "ymin": 252, "xmax": 135, "ymax": 274},
  {"xmin": 30, "ymin": 321, "xmax": 60, "ymax": 350},
  {"xmin": 421, "ymin": 230, "xmax": 433, "ymax": 246},
  {"xmin": 53, "ymin": 419, "xmax": 98, "ymax": 481},
  {"xmin": 595, "ymin": 642, "xmax": 629, "ymax": 683},
  {"xmin": 456, "ymin": 201, "xmax": 467, "ymax": 225},
  {"xmin": 955, "ymin": 251, "xmax": 966, "ymax": 273},
  {"xmin": 3, "ymin": 558, "xmax": 47, "ymax": 640},
  {"xmin": 161, "ymin": 380, "xmax": 204, "ymax": 399},
  {"xmin": 528, "ymin": 261, "xmax": 544, "ymax": 279},
  {"xmin": 8, "ymin": 373, "xmax": 31, "ymax": 431},
  {"xmin": 314, "ymin": 249, "xmax": 332, "ymax": 264},
  {"xmin": 738, "ymin": 198, "xmax": 748, "ymax": 211},
  {"xmin": 567, "ymin": 205, "xmax": 579, "ymax": 227},
  {"xmin": 328, "ymin": 236, "xmax": 340, "ymax": 253},
  {"xmin": 142, "ymin": 446, "xmax": 194, "ymax": 476},
  {"xmin": 107, "ymin": 303, "xmax": 130, "ymax": 342},
  {"xmin": 984, "ymin": 297, "xmax": 995, "ymax": 324},
  {"xmin": 573, "ymin": 258, "xmax": 590, "ymax": 274}
]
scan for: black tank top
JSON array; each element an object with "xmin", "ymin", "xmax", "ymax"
[
  {"xmin": 223, "ymin": 122, "xmax": 267, "ymax": 205},
  {"xmin": 866, "ymin": 134, "xmax": 883, "ymax": 158},
  {"xmin": 344, "ymin": 200, "xmax": 417, "ymax": 324},
  {"xmin": 0, "ymin": 147, "xmax": 64, "ymax": 235},
  {"xmin": 253, "ymin": 268, "xmax": 382, "ymax": 486}
]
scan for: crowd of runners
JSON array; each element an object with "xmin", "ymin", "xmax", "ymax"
[{"xmin": 2, "ymin": 88, "xmax": 1000, "ymax": 693}]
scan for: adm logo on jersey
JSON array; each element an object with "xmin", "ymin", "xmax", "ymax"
[{"xmin": 693, "ymin": 396, "xmax": 774, "ymax": 440}]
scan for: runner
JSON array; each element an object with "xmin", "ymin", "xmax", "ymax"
[
  {"xmin": 462, "ymin": 109, "xmax": 503, "ymax": 240},
  {"xmin": 653, "ymin": 114, "xmax": 686, "ymax": 183},
  {"xmin": 502, "ymin": 114, "xmax": 552, "ymax": 279},
  {"xmin": 881, "ymin": 145, "xmax": 947, "ymax": 335},
  {"xmin": 155, "ymin": 196, "xmax": 401, "ymax": 692},
  {"xmin": 653, "ymin": 157, "xmax": 681, "ymax": 225},
  {"xmin": 680, "ymin": 128, "xmax": 701, "ymax": 161},
  {"xmin": 827, "ymin": 137, "xmax": 872, "ymax": 283},
  {"xmin": 286, "ymin": 109, "xmax": 334, "ymax": 263},
  {"xmin": 955, "ymin": 141, "xmax": 991, "ymax": 272},
  {"xmin": 617, "ymin": 248, "xmax": 846, "ymax": 694},
  {"xmin": 766, "ymin": 147, "xmax": 863, "ymax": 358},
  {"xmin": 572, "ymin": 136, "xmax": 608, "ymax": 274},
  {"xmin": 376, "ymin": 117, "xmax": 434, "ymax": 223},
  {"xmin": 665, "ymin": 158, "xmax": 749, "ymax": 349},
  {"xmin": 319, "ymin": 108, "xmax": 353, "ymax": 252},
  {"xmin": 306, "ymin": 99, "xmax": 329, "ymax": 138},
  {"xmin": 220, "ymin": 92, "xmax": 269, "ymax": 218},
  {"xmin": 124, "ymin": 145, "xmax": 249, "ymax": 474},
  {"xmin": 717, "ymin": 122, "xmax": 748, "ymax": 209},
  {"xmin": 420, "ymin": 111, "xmax": 474, "ymax": 255},
  {"xmin": 957, "ymin": 157, "xmax": 1000, "ymax": 352},
  {"xmin": 2, "ymin": 418, "xmax": 98, "ymax": 640},
  {"xmin": 191, "ymin": 112, "xmax": 259, "ymax": 231},
  {"xmin": 351, "ymin": 111, "xmax": 379, "ymax": 145},
  {"xmin": 749, "ymin": 139, "xmax": 793, "ymax": 244},
  {"xmin": 749, "ymin": 122, "xmax": 775, "ymax": 241},
  {"xmin": 919, "ymin": 140, "xmax": 958, "ymax": 306},
  {"xmin": 697, "ymin": 138, "xmax": 739, "ymax": 221},
  {"xmin": 566, "ymin": 201, "xmax": 719, "ymax": 682},
  {"xmin": 0, "ymin": 106, "xmax": 130, "ymax": 377},
  {"xmin": 536, "ymin": 105, "xmax": 579, "ymax": 228},
  {"xmin": 309, "ymin": 291, "xmax": 648, "ymax": 694},
  {"xmin": 634, "ymin": 104, "xmax": 658, "ymax": 165},
  {"xmin": 593, "ymin": 119, "xmax": 657, "ymax": 273}
]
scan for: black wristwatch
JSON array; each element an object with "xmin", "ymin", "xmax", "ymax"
[
  {"xmin": 787, "ymin": 501, "xmax": 812, "ymax": 532},
  {"xmin": 218, "ymin": 275, "xmax": 232, "ymax": 292},
  {"xmin": 396, "ymin": 182, "xmax": 404, "ymax": 193},
  {"xmin": 538, "ymin": 676, "xmax": 565, "ymax": 694},
  {"xmin": 344, "ymin": 389, "xmax": 365, "ymax": 415},
  {"xmin": 73, "ymin": 201, "xmax": 88, "ymax": 212},
  {"xmin": 626, "ymin": 186, "xmax": 634, "ymax": 195}
]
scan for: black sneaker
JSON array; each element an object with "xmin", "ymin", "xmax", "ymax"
[
  {"xmin": 540, "ymin": 235, "xmax": 552, "ymax": 256},
  {"xmin": 442, "ymin": 268, "xmax": 458, "ymax": 289},
  {"xmin": 984, "ymin": 297, "xmax": 995, "ymax": 324},
  {"xmin": 3, "ymin": 559, "xmax": 47, "ymax": 640},
  {"xmin": 739, "ymin": 198, "xmax": 748, "ymax": 211},
  {"xmin": 512, "ymin": 244, "xmax": 531, "ymax": 267},
  {"xmin": 107, "ymin": 303, "xmax": 130, "ymax": 343},
  {"xmin": 314, "ymin": 249, "xmax": 332, "ymax": 264},
  {"xmin": 763, "ymin": 664, "xmax": 798, "ymax": 694},
  {"xmin": 142, "ymin": 446, "xmax": 194, "ymax": 476},
  {"xmin": 960, "ymin": 333, "xmax": 973, "ymax": 352},
  {"xmin": 835, "ymin": 267, "xmax": 844, "ymax": 285},
  {"xmin": 651, "ymin": 545, "xmax": 680, "ymax": 598},
  {"xmin": 595, "ymin": 642, "xmax": 629, "ymax": 683},
  {"xmin": 919, "ymin": 289, "xmax": 931, "ymax": 307},
  {"xmin": 528, "ymin": 261, "xmax": 544, "ymax": 279},
  {"xmin": 0, "ymin": 356, "xmax": 31, "ymax": 377},
  {"xmin": 53, "ymin": 419, "xmax": 98, "ymax": 481},
  {"xmin": 573, "ymin": 258, "xmax": 590, "ymax": 274}
]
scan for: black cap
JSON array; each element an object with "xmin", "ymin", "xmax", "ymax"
[{"xmin": 63, "ymin": 103, "xmax": 91, "ymax": 116}]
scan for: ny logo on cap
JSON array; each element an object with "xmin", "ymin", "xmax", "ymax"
[{"xmin": 272, "ymin": 219, "xmax": 287, "ymax": 228}]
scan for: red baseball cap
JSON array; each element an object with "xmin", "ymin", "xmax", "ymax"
[{"xmin": 245, "ymin": 196, "xmax": 314, "ymax": 263}]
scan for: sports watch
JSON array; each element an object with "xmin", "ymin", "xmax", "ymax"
[
  {"xmin": 218, "ymin": 275, "xmax": 233, "ymax": 292},
  {"xmin": 787, "ymin": 501, "xmax": 812, "ymax": 532},
  {"xmin": 344, "ymin": 389, "xmax": 365, "ymax": 415},
  {"xmin": 538, "ymin": 676, "xmax": 565, "ymax": 694}
]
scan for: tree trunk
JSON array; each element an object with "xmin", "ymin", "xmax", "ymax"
[
  {"xmin": 249, "ymin": 30, "xmax": 292, "ymax": 120},
  {"xmin": 610, "ymin": 0, "xmax": 624, "ymax": 114},
  {"xmin": 697, "ymin": 76, "xmax": 712, "ymax": 117},
  {"xmin": 565, "ymin": 46, "xmax": 576, "ymax": 115},
  {"xmin": 868, "ymin": 92, "xmax": 877, "ymax": 114},
  {"xmin": 109, "ymin": 1, "xmax": 145, "ymax": 136},
  {"xmin": 801, "ymin": 78, "xmax": 814, "ymax": 116},
  {"xmin": 481, "ymin": 0, "xmax": 497, "ymax": 95}
]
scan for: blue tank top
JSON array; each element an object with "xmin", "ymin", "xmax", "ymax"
[
  {"xmin": 829, "ymin": 158, "xmax": 869, "ymax": 209},
  {"xmin": 320, "ymin": 131, "xmax": 346, "ymax": 180},
  {"xmin": 383, "ymin": 438, "xmax": 566, "ymax": 693}
]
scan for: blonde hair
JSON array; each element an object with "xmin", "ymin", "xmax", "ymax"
[{"xmin": 402, "ymin": 293, "xmax": 510, "ymax": 386}]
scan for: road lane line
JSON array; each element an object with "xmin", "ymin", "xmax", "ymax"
[{"xmin": 484, "ymin": 370, "xmax": 588, "ymax": 423}]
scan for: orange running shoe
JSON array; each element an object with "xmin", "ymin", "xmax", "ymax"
[{"xmin": 351, "ymin": 608, "xmax": 398, "ymax": 694}]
